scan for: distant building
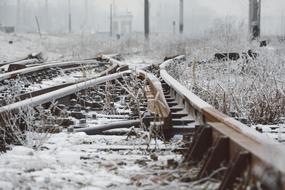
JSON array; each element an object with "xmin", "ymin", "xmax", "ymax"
[
  {"xmin": 0, "ymin": 24, "xmax": 15, "ymax": 33},
  {"xmin": 112, "ymin": 11, "xmax": 133, "ymax": 36}
]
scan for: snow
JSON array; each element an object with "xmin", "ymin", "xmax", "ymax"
[
  {"xmin": 0, "ymin": 33, "xmax": 61, "ymax": 62},
  {"xmin": 123, "ymin": 55, "xmax": 161, "ymax": 70},
  {"xmin": 0, "ymin": 132, "xmax": 186, "ymax": 190}
]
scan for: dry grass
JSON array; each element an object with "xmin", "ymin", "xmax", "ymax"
[
  {"xmin": 0, "ymin": 100, "xmax": 60, "ymax": 151},
  {"xmin": 166, "ymin": 50, "xmax": 285, "ymax": 125},
  {"xmin": 249, "ymin": 89, "xmax": 285, "ymax": 124}
]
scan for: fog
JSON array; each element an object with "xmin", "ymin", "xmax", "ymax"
[{"xmin": 0, "ymin": 0, "xmax": 284, "ymax": 37}]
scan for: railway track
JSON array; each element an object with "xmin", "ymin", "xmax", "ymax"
[
  {"xmin": 0, "ymin": 55, "xmax": 284, "ymax": 189},
  {"xmin": 0, "ymin": 57, "xmax": 115, "ymax": 106}
]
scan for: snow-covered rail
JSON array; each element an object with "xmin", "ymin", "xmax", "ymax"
[
  {"xmin": 137, "ymin": 69, "xmax": 172, "ymax": 140},
  {"xmin": 160, "ymin": 56, "xmax": 285, "ymax": 190},
  {"xmin": 16, "ymin": 61, "xmax": 120, "ymax": 101},
  {"xmin": 0, "ymin": 70, "xmax": 131, "ymax": 114},
  {"xmin": 0, "ymin": 59, "xmax": 101, "ymax": 81},
  {"xmin": 0, "ymin": 56, "xmax": 120, "ymax": 107}
]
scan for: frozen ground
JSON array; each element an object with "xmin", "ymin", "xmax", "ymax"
[
  {"xmin": 0, "ymin": 132, "xmax": 220, "ymax": 190},
  {"xmin": 0, "ymin": 32, "xmax": 187, "ymax": 64},
  {"xmin": 0, "ymin": 32, "xmax": 190, "ymax": 190},
  {"xmin": 0, "ymin": 32, "xmax": 62, "ymax": 62}
]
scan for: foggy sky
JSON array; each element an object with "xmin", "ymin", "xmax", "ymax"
[{"xmin": 0, "ymin": 0, "xmax": 284, "ymax": 36}]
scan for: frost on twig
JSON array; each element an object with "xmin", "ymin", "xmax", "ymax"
[{"xmin": 0, "ymin": 100, "xmax": 59, "ymax": 151}]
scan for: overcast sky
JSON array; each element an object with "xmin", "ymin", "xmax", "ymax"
[{"xmin": 0, "ymin": 0, "xmax": 285, "ymax": 36}]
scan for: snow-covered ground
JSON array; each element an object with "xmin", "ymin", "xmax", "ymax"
[
  {"xmin": 0, "ymin": 132, "xmax": 196, "ymax": 190},
  {"xmin": 0, "ymin": 127, "xmax": 223, "ymax": 190},
  {"xmin": 0, "ymin": 32, "xmax": 187, "ymax": 64},
  {"xmin": 0, "ymin": 32, "xmax": 62, "ymax": 62},
  {"xmin": 0, "ymin": 32, "xmax": 192, "ymax": 190}
]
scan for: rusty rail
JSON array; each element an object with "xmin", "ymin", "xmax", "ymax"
[
  {"xmin": 0, "ymin": 70, "xmax": 131, "ymax": 115},
  {"xmin": 0, "ymin": 59, "xmax": 101, "ymax": 81},
  {"xmin": 16, "ymin": 62, "xmax": 120, "ymax": 101},
  {"xmin": 0, "ymin": 55, "xmax": 129, "ymax": 123},
  {"xmin": 160, "ymin": 56, "xmax": 285, "ymax": 190},
  {"xmin": 75, "ymin": 120, "xmax": 141, "ymax": 135},
  {"xmin": 137, "ymin": 70, "xmax": 172, "ymax": 140}
]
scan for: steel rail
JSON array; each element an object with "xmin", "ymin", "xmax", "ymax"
[
  {"xmin": 101, "ymin": 54, "xmax": 124, "ymax": 67},
  {"xmin": 75, "ymin": 120, "xmax": 141, "ymax": 135},
  {"xmin": 2, "ymin": 59, "xmax": 39, "ymax": 66},
  {"xmin": 160, "ymin": 56, "xmax": 285, "ymax": 189},
  {"xmin": 137, "ymin": 69, "xmax": 172, "ymax": 139},
  {"xmin": 0, "ymin": 59, "xmax": 101, "ymax": 81},
  {"xmin": 0, "ymin": 70, "xmax": 131, "ymax": 114},
  {"xmin": 16, "ymin": 62, "xmax": 120, "ymax": 101}
]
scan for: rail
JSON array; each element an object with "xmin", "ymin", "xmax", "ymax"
[
  {"xmin": 0, "ymin": 59, "xmax": 101, "ymax": 81},
  {"xmin": 160, "ymin": 56, "xmax": 285, "ymax": 189},
  {"xmin": 17, "ymin": 62, "xmax": 119, "ymax": 101},
  {"xmin": 0, "ymin": 70, "xmax": 131, "ymax": 115},
  {"xmin": 137, "ymin": 69, "xmax": 172, "ymax": 139}
]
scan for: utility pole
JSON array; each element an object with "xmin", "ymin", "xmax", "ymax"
[
  {"xmin": 3, "ymin": 1, "xmax": 7, "ymax": 25},
  {"xmin": 16, "ymin": 0, "xmax": 21, "ymax": 32},
  {"xmin": 113, "ymin": 0, "xmax": 116, "ymax": 16},
  {"xmin": 249, "ymin": 0, "xmax": 261, "ymax": 40},
  {"xmin": 0, "ymin": 0, "xmax": 3, "ymax": 24},
  {"xmin": 35, "ymin": 16, "xmax": 42, "ymax": 37},
  {"xmin": 144, "ymin": 0, "xmax": 150, "ymax": 40},
  {"xmin": 68, "ymin": 0, "xmax": 72, "ymax": 33},
  {"xmin": 110, "ymin": 4, "xmax": 113, "ymax": 37},
  {"xmin": 45, "ymin": 0, "xmax": 49, "ymax": 33},
  {"xmin": 173, "ymin": 21, "xmax": 176, "ymax": 35},
  {"xmin": 179, "ymin": 0, "xmax": 184, "ymax": 34},
  {"xmin": 281, "ymin": 13, "xmax": 285, "ymax": 41},
  {"xmin": 84, "ymin": 0, "xmax": 88, "ymax": 29}
]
